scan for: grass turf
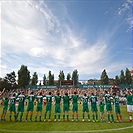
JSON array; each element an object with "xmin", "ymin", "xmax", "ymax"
[{"xmin": 0, "ymin": 104, "xmax": 133, "ymax": 133}]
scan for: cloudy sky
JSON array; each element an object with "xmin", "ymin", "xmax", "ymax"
[{"xmin": 0, "ymin": 0, "xmax": 132, "ymax": 80}]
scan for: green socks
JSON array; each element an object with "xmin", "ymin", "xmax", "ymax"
[
  {"xmin": 111, "ymin": 114, "xmax": 114, "ymax": 122},
  {"xmin": 88, "ymin": 114, "xmax": 90, "ymax": 120},
  {"xmin": 63, "ymin": 114, "xmax": 65, "ymax": 120},
  {"xmin": 108, "ymin": 114, "xmax": 110, "ymax": 122},
  {"xmin": 96, "ymin": 113, "xmax": 98, "ymax": 120},
  {"xmin": 92, "ymin": 114, "xmax": 95, "ymax": 120},
  {"xmin": 58, "ymin": 114, "xmax": 60, "ymax": 120}
]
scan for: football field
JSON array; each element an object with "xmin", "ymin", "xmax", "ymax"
[{"xmin": 0, "ymin": 105, "xmax": 133, "ymax": 133}]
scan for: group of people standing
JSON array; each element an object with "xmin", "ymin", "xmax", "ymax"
[{"xmin": 0, "ymin": 87, "xmax": 133, "ymax": 123}]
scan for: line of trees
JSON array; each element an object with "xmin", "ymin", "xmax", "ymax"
[
  {"xmin": 100, "ymin": 68, "xmax": 132, "ymax": 85},
  {"xmin": 0, "ymin": 65, "xmax": 79, "ymax": 90},
  {"xmin": 0, "ymin": 65, "xmax": 132, "ymax": 91}
]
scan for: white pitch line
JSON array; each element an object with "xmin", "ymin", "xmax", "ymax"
[{"xmin": 0, "ymin": 126, "xmax": 133, "ymax": 133}]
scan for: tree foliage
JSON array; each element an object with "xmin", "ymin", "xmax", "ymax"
[
  {"xmin": 4, "ymin": 71, "xmax": 17, "ymax": 89},
  {"xmin": 100, "ymin": 69, "xmax": 109, "ymax": 84},
  {"xmin": 43, "ymin": 74, "xmax": 46, "ymax": 85},
  {"xmin": 18, "ymin": 65, "xmax": 30, "ymax": 88},
  {"xmin": 48, "ymin": 71, "xmax": 54, "ymax": 85},
  {"xmin": 125, "ymin": 68, "xmax": 132, "ymax": 84},
  {"xmin": 72, "ymin": 69, "xmax": 78, "ymax": 85},
  {"xmin": 0, "ymin": 78, "xmax": 10, "ymax": 90},
  {"xmin": 31, "ymin": 72, "xmax": 38, "ymax": 85},
  {"xmin": 66, "ymin": 73, "xmax": 71, "ymax": 80},
  {"xmin": 115, "ymin": 75, "xmax": 120, "ymax": 85},
  {"xmin": 58, "ymin": 70, "xmax": 65, "ymax": 84},
  {"xmin": 120, "ymin": 70, "xmax": 125, "ymax": 84}
]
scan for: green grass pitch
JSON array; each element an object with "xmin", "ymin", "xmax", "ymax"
[{"xmin": 0, "ymin": 104, "xmax": 133, "ymax": 133}]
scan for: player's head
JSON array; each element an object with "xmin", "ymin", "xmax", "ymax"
[
  {"xmin": 104, "ymin": 90, "xmax": 108, "ymax": 94},
  {"xmin": 5, "ymin": 97, "xmax": 8, "ymax": 100},
  {"xmin": 21, "ymin": 91, "xmax": 24, "ymax": 95},
  {"xmin": 84, "ymin": 93, "xmax": 87, "ymax": 96},
  {"xmin": 113, "ymin": 92, "xmax": 116, "ymax": 96},
  {"xmin": 100, "ymin": 101, "xmax": 103, "ymax": 104},
  {"xmin": 30, "ymin": 91, "xmax": 34, "ymax": 95},
  {"xmin": 57, "ymin": 92, "xmax": 60, "ymax": 96},
  {"xmin": 13, "ymin": 93, "xmax": 16, "ymax": 97},
  {"xmin": 49, "ymin": 92, "xmax": 51, "ymax": 95},
  {"xmin": 126, "ymin": 90, "xmax": 130, "ymax": 95},
  {"xmin": 91, "ymin": 93, "xmax": 94, "ymax": 96},
  {"xmin": 74, "ymin": 91, "xmax": 77, "ymax": 95},
  {"xmin": 65, "ymin": 92, "xmax": 68, "ymax": 96}
]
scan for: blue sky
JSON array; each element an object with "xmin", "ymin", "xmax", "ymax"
[{"xmin": 0, "ymin": 0, "xmax": 132, "ymax": 80}]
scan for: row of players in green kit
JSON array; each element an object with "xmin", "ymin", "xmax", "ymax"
[{"xmin": 2, "ymin": 88, "xmax": 131, "ymax": 123}]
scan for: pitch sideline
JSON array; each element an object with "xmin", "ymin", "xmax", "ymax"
[{"xmin": 0, "ymin": 126, "xmax": 133, "ymax": 133}]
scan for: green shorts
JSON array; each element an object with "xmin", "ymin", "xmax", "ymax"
[
  {"xmin": 27, "ymin": 105, "xmax": 34, "ymax": 112},
  {"xmin": 55, "ymin": 104, "xmax": 61, "ymax": 113},
  {"xmin": 9, "ymin": 105, "xmax": 16, "ymax": 112},
  {"xmin": 82, "ymin": 105, "xmax": 89, "ymax": 112},
  {"xmin": 72, "ymin": 104, "xmax": 78, "ymax": 112},
  {"xmin": 114, "ymin": 105, "xmax": 121, "ymax": 114},
  {"xmin": 63, "ymin": 104, "xmax": 69, "ymax": 112},
  {"xmin": 18, "ymin": 105, "xmax": 24, "ymax": 112},
  {"xmin": 91, "ymin": 105, "xmax": 98, "ymax": 112},
  {"xmin": 106, "ymin": 103, "xmax": 112, "ymax": 111},
  {"xmin": 46, "ymin": 104, "xmax": 52, "ymax": 111},
  {"xmin": 36, "ymin": 105, "xmax": 42, "ymax": 112}
]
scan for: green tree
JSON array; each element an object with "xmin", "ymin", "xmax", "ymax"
[
  {"xmin": 120, "ymin": 70, "xmax": 125, "ymax": 84},
  {"xmin": 115, "ymin": 75, "xmax": 120, "ymax": 85},
  {"xmin": 72, "ymin": 69, "xmax": 78, "ymax": 85},
  {"xmin": 66, "ymin": 73, "xmax": 71, "ymax": 80},
  {"xmin": 125, "ymin": 68, "xmax": 132, "ymax": 84},
  {"xmin": 43, "ymin": 74, "xmax": 46, "ymax": 85},
  {"xmin": 108, "ymin": 78, "xmax": 115, "ymax": 84},
  {"xmin": 48, "ymin": 71, "xmax": 54, "ymax": 85},
  {"xmin": 0, "ymin": 78, "xmax": 11, "ymax": 90},
  {"xmin": 100, "ymin": 69, "xmax": 109, "ymax": 84},
  {"xmin": 18, "ymin": 65, "xmax": 30, "ymax": 88},
  {"xmin": 31, "ymin": 72, "xmax": 38, "ymax": 85},
  {"xmin": 4, "ymin": 71, "xmax": 17, "ymax": 89},
  {"xmin": 58, "ymin": 70, "xmax": 65, "ymax": 84}
]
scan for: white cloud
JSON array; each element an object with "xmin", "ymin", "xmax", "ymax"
[
  {"xmin": 117, "ymin": 0, "xmax": 131, "ymax": 15},
  {"xmin": 117, "ymin": 0, "xmax": 132, "ymax": 32},
  {"xmin": 1, "ymin": 1, "xmax": 131, "ymax": 79}
]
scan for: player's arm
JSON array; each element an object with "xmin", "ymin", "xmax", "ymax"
[
  {"xmin": 93, "ymin": 88, "xmax": 97, "ymax": 95},
  {"xmin": 87, "ymin": 88, "xmax": 91, "ymax": 96},
  {"xmin": 109, "ymin": 86, "xmax": 113, "ymax": 94},
  {"xmin": 0, "ymin": 88, "xmax": 5, "ymax": 96},
  {"xmin": 100, "ymin": 86, "xmax": 103, "ymax": 94}
]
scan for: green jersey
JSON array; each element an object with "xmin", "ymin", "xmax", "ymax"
[
  {"xmin": 18, "ymin": 95, "xmax": 25, "ymax": 107},
  {"xmin": 103, "ymin": 94, "xmax": 112, "ymax": 104},
  {"xmin": 81, "ymin": 96, "xmax": 89, "ymax": 106},
  {"xmin": 36, "ymin": 95, "xmax": 43, "ymax": 106},
  {"xmin": 71, "ymin": 95, "xmax": 79, "ymax": 104},
  {"xmin": 9, "ymin": 97, "xmax": 16, "ymax": 106},
  {"xmin": 3, "ymin": 99, "xmax": 9, "ymax": 109},
  {"xmin": 27, "ymin": 94, "xmax": 35, "ymax": 105},
  {"xmin": 46, "ymin": 95, "xmax": 52, "ymax": 105},
  {"xmin": 90, "ymin": 95, "xmax": 97, "ymax": 106},
  {"xmin": 99, "ymin": 103, "xmax": 104, "ymax": 112},
  {"xmin": 54, "ymin": 96, "xmax": 61, "ymax": 105},
  {"xmin": 62, "ymin": 95, "xmax": 69, "ymax": 104},
  {"xmin": 125, "ymin": 94, "xmax": 133, "ymax": 105},
  {"xmin": 113, "ymin": 96, "xmax": 120, "ymax": 106}
]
